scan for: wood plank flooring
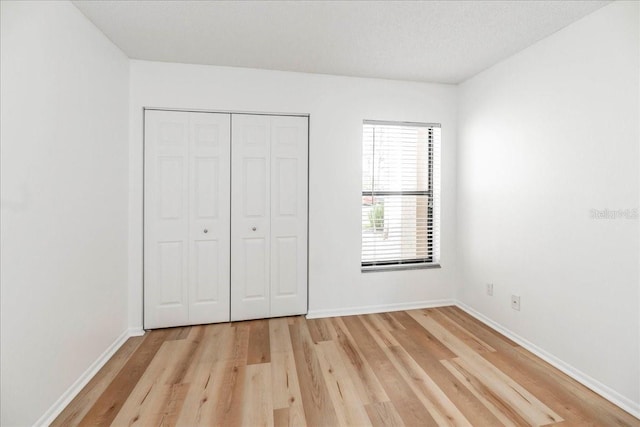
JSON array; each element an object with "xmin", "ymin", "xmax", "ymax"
[{"xmin": 53, "ymin": 307, "xmax": 639, "ymax": 426}]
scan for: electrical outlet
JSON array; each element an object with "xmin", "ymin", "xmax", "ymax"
[
  {"xmin": 511, "ymin": 295, "xmax": 521, "ymax": 311},
  {"xmin": 486, "ymin": 283, "xmax": 493, "ymax": 296}
]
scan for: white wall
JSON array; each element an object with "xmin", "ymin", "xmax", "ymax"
[
  {"xmin": 0, "ymin": 2, "xmax": 130, "ymax": 425},
  {"xmin": 457, "ymin": 0, "xmax": 639, "ymax": 412},
  {"xmin": 129, "ymin": 61, "xmax": 458, "ymax": 328}
]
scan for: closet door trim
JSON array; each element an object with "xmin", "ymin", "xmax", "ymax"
[{"xmin": 144, "ymin": 107, "xmax": 309, "ymax": 118}]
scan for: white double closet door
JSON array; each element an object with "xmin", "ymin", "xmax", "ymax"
[{"xmin": 144, "ymin": 110, "xmax": 308, "ymax": 329}]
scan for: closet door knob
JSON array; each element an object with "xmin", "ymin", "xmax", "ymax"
[
  {"xmin": 252, "ymin": 227, "xmax": 257, "ymax": 231},
  {"xmin": 203, "ymin": 229, "xmax": 208, "ymax": 234}
]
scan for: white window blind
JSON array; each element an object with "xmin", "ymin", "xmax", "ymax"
[{"xmin": 361, "ymin": 120, "xmax": 440, "ymax": 269}]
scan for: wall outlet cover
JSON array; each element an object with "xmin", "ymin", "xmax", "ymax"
[{"xmin": 511, "ymin": 295, "xmax": 521, "ymax": 311}]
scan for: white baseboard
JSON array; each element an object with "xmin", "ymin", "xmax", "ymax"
[
  {"xmin": 455, "ymin": 301, "xmax": 640, "ymax": 419},
  {"xmin": 34, "ymin": 328, "xmax": 146, "ymax": 427},
  {"xmin": 306, "ymin": 298, "xmax": 455, "ymax": 319},
  {"xmin": 128, "ymin": 327, "xmax": 145, "ymax": 337}
]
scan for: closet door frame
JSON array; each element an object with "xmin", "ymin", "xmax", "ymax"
[{"xmin": 142, "ymin": 107, "xmax": 310, "ymax": 329}]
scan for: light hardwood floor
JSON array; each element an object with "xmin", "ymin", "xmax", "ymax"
[{"xmin": 53, "ymin": 306, "xmax": 639, "ymax": 426}]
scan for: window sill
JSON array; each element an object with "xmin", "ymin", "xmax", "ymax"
[{"xmin": 361, "ymin": 263, "xmax": 441, "ymax": 273}]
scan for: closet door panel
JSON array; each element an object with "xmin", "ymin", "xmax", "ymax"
[
  {"xmin": 188, "ymin": 112, "xmax": 231, "ymax": 324},
  {"xmin": 242, "ymin": 237, "xmax": 268, "ymax": 297},
  {"xmin": 270, "ymin": 116, "xmax": 308, "ymax": 317},
  {"xmin": 144, "ymin": 110, "xmax": 190, "ymax": 328},
  {"xmin": 231, "ymin": 115, "xmax": 271, "ymax": 321}
]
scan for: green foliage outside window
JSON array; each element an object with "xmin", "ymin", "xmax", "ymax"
[{"xmin": 368, "ymin": 202, "xmax": 384, "ymax": 231}]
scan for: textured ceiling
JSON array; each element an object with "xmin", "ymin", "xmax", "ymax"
[{"xmin": 72, "ymin": 0, "xmax": 609, "ymax": 84}]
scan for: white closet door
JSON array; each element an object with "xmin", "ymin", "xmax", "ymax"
[
  {"xmin": 231, "ymin": 115, "xmax": 272, "ymax": 321},
  {"xmin": 231, "ymin": 114, "xmax": 308, "ymax": 321},
  {"xmin": 269, "ymin": 116, "xmax": 308, "ymax": 317},
  {"xmin": 145, "ymin": 110, "xmax": 230, "ymax": 328},
  {"xmin": 187, "ymin": 112, "xmax": 231, "ymax": 324},
  {"xmin": 144, "ymin": 110, "xmax": 190, "ymax": 328}
]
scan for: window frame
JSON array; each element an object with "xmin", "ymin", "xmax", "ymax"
[{"xmin": 361, "ymin": 120, "xmax": 441, "ymax": 272}]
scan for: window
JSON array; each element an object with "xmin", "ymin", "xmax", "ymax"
[{"xmin": 361, "ymin": 120, "xmax": 440, "ymax": 270}]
